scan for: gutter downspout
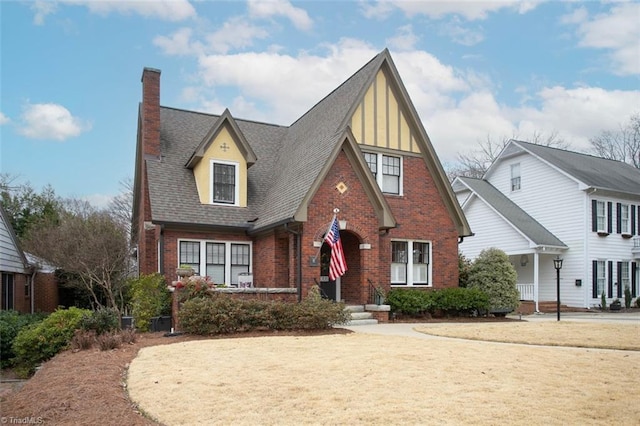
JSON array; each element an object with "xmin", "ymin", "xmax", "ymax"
[
  {"xmin": 159, "ymin": 225, "xmax": 165, "ymax": 275},
  {"xmin": 284, "ymin": 223, "xmax": 302, "ymax": 302},
  {"xmin": 30, "ymin": 268, "xmax": 36, "ymax": 314}
]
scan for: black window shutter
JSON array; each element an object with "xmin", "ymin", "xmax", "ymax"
[
  {"xmin": 607, "ymin": 202, "xmax": 613, "ymax": 234},
  {"xmin": 616, "ymin": 262, "xmax": 623, "ymax": 298},
  {"xmin": 591, "ymin": 200, "xmax": 597, "ymax": 232},
  {"xmin": 632, "ymin": 205, "xmax": 637, "ymax": 235},
  {"xmin": 616, "ymin": 203, "xmax": 622, "ymax": 234},
  {"xmin": 592, "ymin": 260, "xmax": 599, "ymax": 298},
  {"xmin": 607, "ymin": 261, "xmax": 613, "ymax": 298},
  {"xmin": 638, "ymin": 205, "xmax": 640, "ymax": 235},
  {"xmin": 632, "ymin": 262, "xmax": 637, "ymax": 298}
]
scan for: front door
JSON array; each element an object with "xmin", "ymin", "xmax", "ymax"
[
  {"xmin": 320, "ymin": 244, "xmax": 339, "ymax": 301},
  {"xmin": 2, "ymin": 273, "xmax": 14, "ymax": 310}
]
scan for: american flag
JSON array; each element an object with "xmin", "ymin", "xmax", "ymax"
[{"xmin": 325, "ymin": 217, "xmax": 347, "ymax": 281}]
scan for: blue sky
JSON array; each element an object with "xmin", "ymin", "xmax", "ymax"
[{"xmin": 1, "ymin": 0, "xmax": 639, "ymax": 208}]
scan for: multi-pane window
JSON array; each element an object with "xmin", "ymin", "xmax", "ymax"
[
  {"xmin": 364, "ymin": 152, "xmax": 377, "ymax": 179},
  {"xmin": 596, "ymin": 260, "xmax": 605, "ymax": 297},
  {"xmin": 391, "ymin": 240, "xmax": 431, "ymax": 286},
  {"xmin": 211, "ymin": 161, "xmax": 237, "ymax": 205},
  {"xmin": 363, "ymin": 152, "xmax": 402, "ymax": 195},
  {"xmin": 620, "ymin": 204, "xmax": 630, "ymax": 234},
  {"xmin": 596, "ymin": 201, "xmax": 606, "ymax": 232},
  {"xmin": 206, "ymin": 243, "xmax": 225, "ymax": 284},
  {"xmin": 179, "ymin": 240, "xmax": 251, "ymax": 286},
  {"xmin": 510, "ymin": 163, "xmax": 521, "ymax": 191},
  {"xmin": 620, "ymin": 262, "xmax": 630, "ymax": 292},
  {"xmin": 179, "ymin": 241, "xmax": 200, "ymax": 274},
  {"xmin": 231, "ymin": 244, "xmax": 250, "ymax": 283}
]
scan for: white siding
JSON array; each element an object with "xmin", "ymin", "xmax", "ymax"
[
  {"xmin": 459, "ymin": 196, "xmax": 530, "ymax": 260},
  {"xmin": 0, "ymin": 213, "xmax": 27, "ymax": 273}
]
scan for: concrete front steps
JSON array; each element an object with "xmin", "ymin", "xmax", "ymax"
[{"xmin": 344, "ymin": 304, "xmax": 390, "ymax": 325}]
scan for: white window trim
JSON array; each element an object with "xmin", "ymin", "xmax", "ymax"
[
  {"xmin": 510, "ymin": 163, "xmax": 521, "ymax": 191},
  {"xmin": 390, "ymin": 240, "xmax": 432, "ymax": 287},
  {"xmin": 620, "ymin": 261, "xmax": 630, "ymax": 290},
  {"xmin": 620, "ymin": 203, "xmax": 631, "ymax": 235},
  {"xmin": 596, "ymin": 200, "xmax": 607, "ymax": 233},
  {"xmin": 210, "ymin": 160, "xmax": 240, "ymax": 206},
  {"xmin": 363, "ymin": 151, "xmax": 403, "ymax": 195},
  {"xmin": 596, "ymin": 260, "xmax": 606, "ymax": 297},
  {"xmin": 178, "ymin": 239, "xmax": 252, "ymax": 286}
]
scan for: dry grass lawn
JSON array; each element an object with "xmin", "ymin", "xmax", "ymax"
[
  {"xmin": 415, "ymin": 321, "xmax": 640, "ymax": 350},
  {"xmin": 128, "ymin": 328, "xmax": 640, "ymax": 425}
]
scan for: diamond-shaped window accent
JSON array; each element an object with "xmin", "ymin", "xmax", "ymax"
[{"xmin": 336, "ymin": 182, "xmax": 348, "ymax": 194}]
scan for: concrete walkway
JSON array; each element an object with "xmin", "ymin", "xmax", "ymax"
[{"xmin": 337, "ymin": 310, "xmax": 639, "ymax": 339}]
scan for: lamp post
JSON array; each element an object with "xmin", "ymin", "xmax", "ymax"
[{"xmin": 553, "ymin": 256, "xmax": 563, "ymax": 321}]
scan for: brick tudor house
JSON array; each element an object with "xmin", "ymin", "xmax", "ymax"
[{"xmin": 132, "ymin": 49, "xmax": 471, "ymax": 315}]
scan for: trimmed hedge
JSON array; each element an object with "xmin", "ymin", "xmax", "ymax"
[
  {"xmin": 387, "ymin": 287, "xmax": 490, "ymax": 317},
  {"xmin": 12, "ymin": 307, "xmax": 91, "ymax": 376},
  {"xmin": 0, "ymin": 310, "xmax": 47, "ymax": 368},
  {"xmin": 130, "ymin": 273, "xmax": 171, "ymax": 332},
  {"xmin": 178, "ymin": 286, "xmax": 349, "ymax": 335}
]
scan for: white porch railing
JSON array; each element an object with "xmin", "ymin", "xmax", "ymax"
[{"xmin": 517, "ymin": 283, "xmax": 534, "ymax": 301}]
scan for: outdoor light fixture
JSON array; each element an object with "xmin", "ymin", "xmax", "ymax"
[{"xmin": 554, "ymin": 256, "xmax": 563, "ymax": 321}]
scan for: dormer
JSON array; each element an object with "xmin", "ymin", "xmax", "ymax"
[{"xmin": 185, "ymin": 109, "xmax": 257, "ymax": 207}]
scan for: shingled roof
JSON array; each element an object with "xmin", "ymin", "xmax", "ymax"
[
  {"xmin": 496, "ymin": 140, "xmax": 640, "ymax": 197},
  {"xmin": 456, "ymin": 177, "xmax": 567, "ymax": 249},
  {"xmin": 142, "ymin": 49, "xmax": 470, "ymax": 235}
]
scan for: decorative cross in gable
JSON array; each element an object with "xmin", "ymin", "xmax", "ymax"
[{"xmin": 220, "ymin": 142, "xmax": 230, "ymax": 152}]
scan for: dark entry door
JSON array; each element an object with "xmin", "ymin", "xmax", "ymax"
[
  {"xmin": 2, "ymin": 273, "xmax": 14, "ymax": 310},
  {"xmin": 320, "ymin": 244, "xmax": 337, "ymax": 301}
]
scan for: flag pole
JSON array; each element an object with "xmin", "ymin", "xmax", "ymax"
[{"xmin": 314, "ymin": 208, "xmax": 339, "ymax": 262}]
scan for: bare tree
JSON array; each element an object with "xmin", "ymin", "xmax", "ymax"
[
  {"xmin": 23, "ymin": 208, "xmax": 131, "ymax": 314},
  {"xmin": 590, "ymin": 114, "xmax": 640, "ymax": 168},
  {"xmin": 108, "ymin": 177, "xmax": 133, "ymax": 238},
  {"xmin": 447, "ymin": 130, "xmax": 569, "ymax": 181}
]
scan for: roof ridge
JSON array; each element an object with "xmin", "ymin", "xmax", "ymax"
[
  {"xmin": 159, "ymin": 105, "xmax": 288, "ymax": 129},
  {"xmin": 514, "ymin": 139, "xmax": 639, "ymax": 167}
]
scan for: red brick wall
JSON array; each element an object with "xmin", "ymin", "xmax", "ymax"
[
  {"xmin": 11, "ymin": 274, "xmax": 29, "ymax": 313},
  {"xmin": 34, "ymin": 273, "xmax": 58, "ymax": 313}
]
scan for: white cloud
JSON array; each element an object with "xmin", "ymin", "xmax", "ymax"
[
  {"xmin": 437, "ymin": 17, "xmax": 484, "ymax": 46},
  {"xmin": 386, "ymin": 25, "xmax": 418, "ymax": 51},
  {"xmin": 248, "ymin": 0, "xmax": 313, "ymax": 30},
  {"xmin": 0, "ymin": 112, "xmax": 10, "ymax": 125},
  {"xmin": 361, "ymin": 0, "xmax": 541, "ymax": 21},
  {"xmin": 32, "ymin": 0, "xmax": 196, "ymax": 24},
  {"xmin": 82, "ymin": 193, "xmax": 114, "ymax": 209},
  {"xmin": 154, "ymin": 27, "xmax": 204, "ymax": 56},
  {"xmin": 563, "ymin": 2, "xmax": 640, "ymax": 75},
  {"xmin": 205, "ymin": 17, "xmax": 270, "ymax": 54},
  {"xmin": 17, "ymin": 103, "xmax": 91, "ymax": 141}
]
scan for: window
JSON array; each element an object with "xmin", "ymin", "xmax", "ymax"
[
  {"xmin": 1, "ymin": 273, "xmax": 14, "ymax": 311},
  {"xmin": 363, "ymin": 152, "xmax": 402, "ymax": 195},
  {"xmin": 595, "ymin": 260, "xmax": 605, "ymax": 298},
  {"xmin": 510, "ymin": 163, "xmax": 521, "ymax": 191},
  {"xmin": 179, "ymin": 240, "xmax": 251, "ymax": 286},
  {"xmin": 210, "ymin": 161, "xmax": 238, "ymax": 205},
  {"xmin": 619, "ymin": 262, "xmax": 630, "ymax": 294},
  {"xmin": 595, "ymin": 201, "xmax": 606, "ymax": 232},
  {"xmin": 391, "ymin": 240, "xmax": 431, "ymax": 286},
  {"xmin": 179, "ymin": 241, "xmax": 200, "ymax": 274},
  {"xmin": 618, "ymin": 203, "xmax": 630, "ymax": 235}
]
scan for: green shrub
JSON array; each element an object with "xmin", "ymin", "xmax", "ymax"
[
  {"xmin": 431, "ymin": 287, "xmax": 490, "ymax": 316},
  {"xmin": 458, "ymin": 253, "xmax": 473, "ymax": 288},
  {"xmin": 176, "ymin": 275, "xmax": 216, "ymax": 302},
  {"xmin": 12, "ymin": 307, "xmax": 91, "ymax": 376},
  {"xmin": 386, "ymin": 289, "xmax": 434, "ymax": 315},
  {"xmin": 178, "ymin": 286, "xmax": 348, "ymax": 335},
  {"xmin": 130, "ymin": 273, "xmax": 171, "ymax": 332},
  {"xmin": 601, "ymin": 291, "xmax": 607, "ymax": 310},
  {"xmin": 624, "ymin": 286, "xmax": 632, "ymax": 309},
  {"xmin": 636, "ymin": 297, "xmax": 640, "ymax": 308},
  {"xmin": 80, "ymin": 307, "xmax": 119, "ymax": 335},
  {"xmin": 467, "ymin": 248, "xmax": 520, "ymax": 313},
  {"xmin": 0, "ymin": 310, "xmax": 47, "ymax": 368}
]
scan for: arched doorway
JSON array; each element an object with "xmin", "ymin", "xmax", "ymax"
[{"xmin": 319, "ymin": 230, "xmax": 361, "ymax": 303}]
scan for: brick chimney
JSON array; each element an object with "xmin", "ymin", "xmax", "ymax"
[{"xmin": 141, "ymin": 67, "xmax": 161, "ymax": 158}]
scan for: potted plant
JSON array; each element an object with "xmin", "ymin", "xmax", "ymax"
[
  {"xmin": 610, "ymin": 298, "xmax": 622, "ymax": 311},
  {"xmin": 176, "ymin": 265, "xmax": 194, "ymax": 278},
  {"xmin": 374, "ymin": 286, "xmax": 386, "ymax": 305}
]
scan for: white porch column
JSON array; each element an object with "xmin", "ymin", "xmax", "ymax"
[{"xmin": 533, "ymin": 252, "xmax": 540, "ymax": 312}]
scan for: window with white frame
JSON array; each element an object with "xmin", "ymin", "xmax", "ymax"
[
  {"xmin": 363, "ymin": 152, "xmax": 402, "ymax": 195},
  {"xmin": 210, "ymin": 161, "xmax": 238, "ymax": 205},
  {"xmin": 596, "ymin": 260, "xmax": 605, "ymax": 297},
  {"xmin": 620, "ymin": 203, "xmax": 630, "ymax": 234},
  {"xmin": 510, "ymin": 163, "xmax": 521, "ymax": 191},
  {"xmin": 179, "ymin": 240, "xmax": 251, "ymax": 286},
  {"xmin": 391, "ymin": 240, "xmax": 431, "ymax": 286},
  {"xmin": 596, "ymin": 201, "xmax": 606, "ymax": 233},
  {"xmin": 620, "ymin": 262, "xmax": 630, "ymax": 292}
]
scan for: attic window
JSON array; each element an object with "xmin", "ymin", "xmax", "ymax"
[
  {"xmin": 364, "ymin": 152, "xmax": 402, "ymax": 195},
  {"xmin": 510, "ymin": 163, "xmax": 521, "ymax": 191},
  {"xmin": 210, "ymin": 160, "xmax": 239, "ymax": 205}
]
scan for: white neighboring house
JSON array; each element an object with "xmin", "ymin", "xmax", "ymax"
[{"xmin": 453, "ymin": 140, "xmax": 640, "ymax": 310}]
